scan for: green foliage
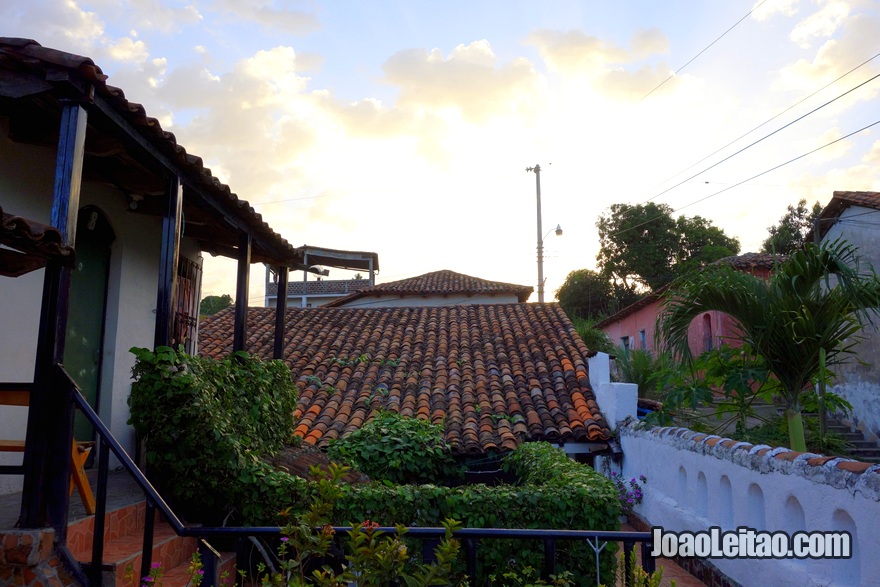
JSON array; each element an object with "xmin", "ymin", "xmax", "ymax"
[
  {"xmin": 199, "ymin": 294, "xmax": 233, "ymax": 317},
  {"xmin": 569, "ymin": 316, "xmax": 615, "ymax": 355},
  {"xmin": 555, "ymin": 269, "xmax": 615, "ymax": 321},
  {"xmin": 327, "ymin": 411, "xmax": 463, "ymax": 485},
  {"xmin": 761, "ymin": 198, "xmax": 823, "ymax": 255},
  {"xmin": 612, "ymin": 346, "xmax": 674, "ymax": 399},
  {"xmin": 327, "ymin": 443, "xmax": 620, "ymax": 584},
  {"xmin": 128, "ymin": 346, "xmax": 306, "ymax": 523},
  {"xmin": 657, "ymin": 238, "xmax": 880, "ymax": 451},
  {"xmin": 596, "ymin": 202, "xmax": 739, "ymax": 295},
  {"xmin": 726, "ymin": 414, "xmax": 850, "ymax": 457}
]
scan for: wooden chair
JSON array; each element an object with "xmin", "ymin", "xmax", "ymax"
[{"xmin": 0, "ymin": 387, "xmax": 96, "ymax": 514}]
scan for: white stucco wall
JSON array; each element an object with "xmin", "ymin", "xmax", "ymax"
[
  {"xmin": 588, "ymin": 352, "xmax": 638, "ymax": 430},
  {"xmin": 0, "ymin": 117, "xmax": 202, "ymax": 493},
  {"xmin": 823, "ymin": 209, "xmax": 880, "ymax": 441},
  {"xmin": 615, "ymin": 422, "xmax": 880, "ymax": 586}
]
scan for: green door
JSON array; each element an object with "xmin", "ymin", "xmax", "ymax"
[{"xmin": 65, "ymin": 207, "xmax": 114, "ymax": 442}]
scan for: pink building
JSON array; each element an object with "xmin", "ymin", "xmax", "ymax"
[{"xmin": 595, "ymin": 253, "xmax": 779, "ymax": 356}]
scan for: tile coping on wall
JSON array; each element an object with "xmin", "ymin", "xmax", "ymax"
[{"xmin": 620, "ymin": 418, "xmax": 880, "ymax": 500}]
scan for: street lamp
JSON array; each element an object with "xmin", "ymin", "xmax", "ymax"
[{"xmin": 526, "ymin": 164, "xmax": 562, "ymax": 303}]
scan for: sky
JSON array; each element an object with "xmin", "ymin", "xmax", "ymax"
[{"xmin": 5, "ymin": 0, "xmax": 880, "ymax": 305}]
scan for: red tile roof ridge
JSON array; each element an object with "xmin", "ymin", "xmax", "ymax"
[{"xmin": 325, "ymin": 269, "xmax": 534, "ymax": 307}]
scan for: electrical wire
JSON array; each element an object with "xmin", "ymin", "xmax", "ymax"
[
  {"xmin": 613, "ymin": 118, "xmax": 880, "ymax": 237},
  {"xmin": 650, "ymin": 51, "xmax": 880, "ymax": 195},
  {"xmin": 643, "ymin": 71, "xmax": 880, "ymax": 204},
  {"xmin": 638, "ymin": 0, "xmax": 768, "ymax": 102}
]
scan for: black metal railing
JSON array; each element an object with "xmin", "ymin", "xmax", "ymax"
[{"xmin": 64, "ymin": 365, "xmax": 655, "ymax": 587}]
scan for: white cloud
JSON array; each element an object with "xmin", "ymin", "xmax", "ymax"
[
  {"xmin": 790, "ymin": 1, "xmax": 851, "ymax": 48},
  {"xmin": 106, "ymin": 36, "xmax": 148, "ymax": 62},
  {"xmin": 208, "ymin": 0, "xmax": 319, "ymax": 34},
  {"xmin": 381, "ymin": 40, "xmax": 543, "ymax": 122},
  {"xmin": 751, "ymin": 0, "xmax": 802, "ymax": 21}
]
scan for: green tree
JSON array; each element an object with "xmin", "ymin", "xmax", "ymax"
[
  {"xmin": 199, "ymin": 294, "xmax": 233, "ymax": 317},
  {"xmin": 761, "ymin": 198, "xmax": 823, "ymax": 255},
  {"xmin": 596, "ymin": 203, "xmax": 739, "ymax": 295},
  {"xmin": 556, "ymin": 269, "xmax": 615, "ymax": 320},
  {"xmin": 656, "ymin": 239, "xmax": 880, "ymax": 452}
]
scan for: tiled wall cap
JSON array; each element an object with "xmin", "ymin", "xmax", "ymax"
[
  {"xmin": 766, "ymin": 447, "xmax": 790, "ymax": 458},
  {"xmin": 728, "ymin": 441, "xmax": 752, "ymax": 452},
  {"xmin": 748, "ymin": 444, "xmax": 772, "ymax": 454},
  {"xmin": 702, "ymin": 435, "xmax": 723, "ymax": 446},
  {"xmin": 821, "ymin": 457, "xmax": 847, "ymax": 469}
]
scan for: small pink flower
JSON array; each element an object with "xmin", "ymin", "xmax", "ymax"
[{"xmin": 280, "ymin": 537, "xmax": 289, "ymax": 542}]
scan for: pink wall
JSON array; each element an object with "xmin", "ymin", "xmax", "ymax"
[{"xmin": 599, "ymin": 266, "xmax": 773, "ymax": 356}]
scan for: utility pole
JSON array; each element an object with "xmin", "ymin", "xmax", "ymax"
[{"xmin": 526, "ymin": 164, "xmax": 545, "ymax": 302}]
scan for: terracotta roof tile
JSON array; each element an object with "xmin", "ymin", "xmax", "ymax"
[
  {"xmin": 325, "ymin": 270, "xmax": 534, "ymax": 307},
  {"xmin": 199, "ymin": 303, "xmax": 611, "ymax": 454},
  {"xmin": 0, "ymin": 206, "xmax": 76, "ymax": 277}
]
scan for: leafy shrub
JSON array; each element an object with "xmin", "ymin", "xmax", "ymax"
[
  {"xmin": 331, "ymin": 442, "xmax": 620, "ymax": 584},
  {"xmin": 128, "ymin": 346, "xmax": 307, "ymax": 523},
  {"xmin": 570, "ymin": 316, "xmax": 615, "ymax": 355},
  {"xmin": 327, "ymin": 410, "xmax": 463, "ymax": 484}
]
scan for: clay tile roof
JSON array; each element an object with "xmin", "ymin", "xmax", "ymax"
[
  {"xmin": 199, "ymin": 303, "xmax": 611, "ymax": 454},
  {"xmin": 0, "ymin": 206, "xmax": 75, "ymax": 277},
  {"xmin": 325, "ymin": 270, "xmax": 534, "ymax": 307},
  {"xmin": 0, "ymin": 38, "xmax": 301, "ymax": 266},
  {"xmin": 805, "ymin": 191, "xmax": 880, "ymax": 243}
]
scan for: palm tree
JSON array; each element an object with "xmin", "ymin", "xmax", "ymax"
[{"xmin": 656, "ymin": 239, "xmax": 880, "ymax": 452}]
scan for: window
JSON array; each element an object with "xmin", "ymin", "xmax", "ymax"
[
  {"xmin": 639, "ymin": 329, "xmax": 647, "ymax": 350},
  {"xmin": 172, "ymin": 257, "xmax": 202, "ymax": 354},
  {"xmin": 621, "ymin": 336, "xmax": 631, "ymax": 352}
]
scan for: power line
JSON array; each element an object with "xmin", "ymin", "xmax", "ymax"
[
  {"xmin": 643, "ymin": 70, "xmax": 880, "ymax": 204},
  {"xmin": 614, "ymin": 118, "xmax": 880, "ymax": 237},
  {"xmin": 652, "ymin": 51, "xmax": 880, "ymax": 194},
  {"xmin": 675, "ymin": 119, "xmax": 880, "ymax": 213},
  {"xmin": 639, "ymin": 0, "xmax": 767, "ymax": 102}
]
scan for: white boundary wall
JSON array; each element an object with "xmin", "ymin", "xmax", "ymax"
[{"xmin": 614, "ymin": 421, "xmax": 880, "ymax": 586}]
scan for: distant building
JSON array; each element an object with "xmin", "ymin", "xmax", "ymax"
[
  {"xmin": 264, "ymin": 245, "xmax": 379, "ymax": 308},
  {"xmin": 806, "ymin": 191, "xmax": 880, "ymax": 443},
  {"xmin": 325, "ymin": 269, "xmax": 533, "ymax": 308}
]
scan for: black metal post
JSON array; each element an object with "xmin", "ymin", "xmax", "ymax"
[
  {"xmin": 623, "ymin": 540, "xmax": 635, "ymax": 587},
  {"xmin": 198, "ymin": 539, "xmax": 221, "ymax": 587},
  {"xmin": 20, "ymin": 101, "xmax": 87, "ymax": 534},
  {"xmin": 273, "ymin": 265, "xmax": 288, "ymax": 359},
  {"xmin": 154, "ymin": 176, "xmax": 183, "ymax": 348},
  {"xmin": 465, "ymin": 538, "xmax": 477, "ymax": 583},
  {"xmin": 640, "ymin": 540, "xmax": 656, "ymax": 574},
  {"xmin": 141, "ymin": 499, "xmax": 157, "ymax": 581},
  {"xmin": 542, "ymin": 537, "xmax": 556, "ymax": 580},
  {"xmin": 91, "ymin": 442, "xmax": 111, "ymax": 587},
  {"xmin": 233, "ymin": 233, "xmax": 252, "ymax": 352}
]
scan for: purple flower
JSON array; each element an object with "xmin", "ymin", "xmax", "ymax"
[
  {"xmin": 197, "ymin": 570, "xmax": 205, "ymax": 575},
  {"xmin": 151, "ymin": 563, "xmax": 162, "ymax": 570},
  {"xmin": 280, "ymin": 537, "xmax": 289, "ymax": 542},
  {"xmin": 142, "ymin": 577, "xmax": 153, "ymax": 583}
]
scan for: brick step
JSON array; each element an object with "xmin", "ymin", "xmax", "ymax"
[
  {"xmin": 67, "ymin": 499, "xmax": 237, "ymax": 587},
  {"xmin": 847, "ymin": 439, "xmax": 880, "ymax": 449},
  {"xmin": 68, "ymin": 501, "xmax": 147, "ymax": 560},
  {"xmin": 847, "ymin": 447, "xmax": 880, "ymax": 458}
]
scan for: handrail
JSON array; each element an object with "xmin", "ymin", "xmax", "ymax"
[{"xmin": 61, "ymin": 363, "xmax": 656, "ymax": 586}]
